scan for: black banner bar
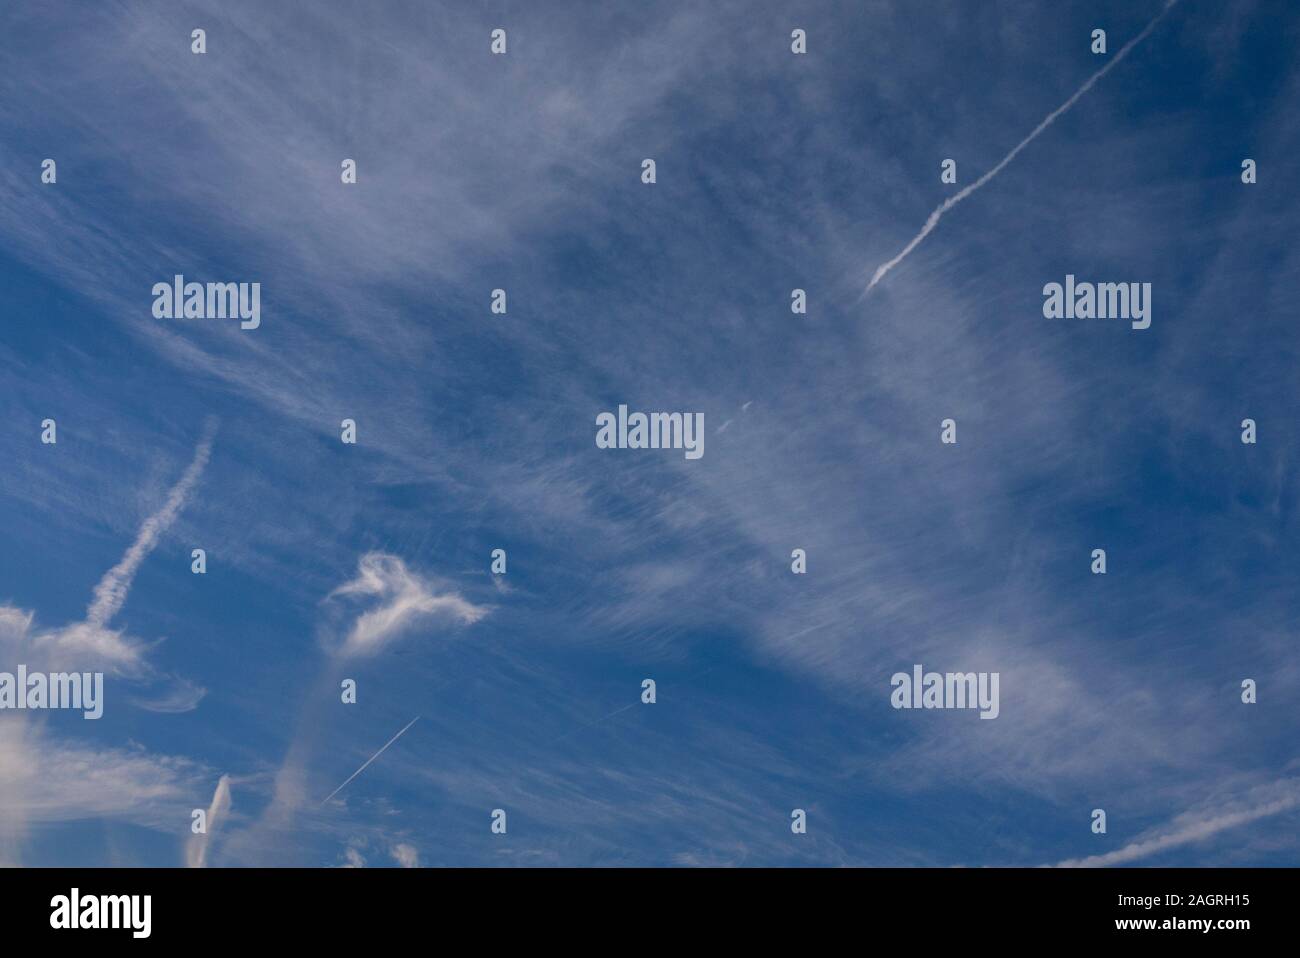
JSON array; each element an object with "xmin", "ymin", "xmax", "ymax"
[{"xmin": 0, "ymin": 867, "xmax": 1286, "ymax": 945}]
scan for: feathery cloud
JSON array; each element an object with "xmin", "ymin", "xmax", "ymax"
[
  {"xmin": 131, "ymin": 676, "xmax": 208, "ymax": 714},
  {"xmin": 0, "ymin": 720, "xmax": 209, "ymax": 865},
  {"xmin": 328, "ymin": 553, "xmax": 489, "ymax": 658}
]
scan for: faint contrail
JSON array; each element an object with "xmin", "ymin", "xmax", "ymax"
[
  {"xmin": 86, "ymin": 419, "xmax": 218, "ymax": 627},
  {"xmin": 545, "ymin": 664, "xmax": 718, "ymax": 747},
  {"xmin": 320, "ymin": 716, "xmax": 420, "ymax": 806},
  {"xmin": 545, "ymin": 702, "xmax": 639, "ymax": 747},
  {"xmin": 863, "ymin": 0, "xmax": 1181, "ymax": 297}
]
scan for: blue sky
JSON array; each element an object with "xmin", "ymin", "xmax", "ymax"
[{"xmin": 1, "ymin": 0, "xmax": 1297, "ymax": 867}]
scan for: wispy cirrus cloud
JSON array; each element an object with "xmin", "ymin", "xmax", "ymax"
[
  {"xmin": 0, "ymin": 720, "xmax": 210, "ymax": 865},
  {"xmin": 327, "ymin": 552, "xmax": 489, "ymax": 658},
  {"xmin": 1, "ymin": 0, "xmax": 1296, "ymax": 869},
  {"xmin": 130, "ymin": 676, "xmax": 208, "ymax": 714}
]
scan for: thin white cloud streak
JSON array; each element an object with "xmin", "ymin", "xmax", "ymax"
[
  {"xmin": 185, "ymin": 774, "xmax": 232, "ymax": 868},
  {"xmin": 1050, "ymin": 783, "xmax": 1300, "ymax": 867},
  {"xmin": 863, "ymin": 0, "xmax": 1181, "ymax": 296},
  {"xmin": 320, "ymin": 716, "xmax": 421, "ymax": 806},
  {"xmin": 86, "ymin": 421, "xmax": 216, "ymax": 629}
]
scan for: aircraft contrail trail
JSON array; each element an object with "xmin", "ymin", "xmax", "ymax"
[
  {"xmin": 862, "ymin": 0, "xmax": 1181, "ymax": 298},
  {"xmin": 1048, "ymin": 783, "xmax": 1300, "ymax": 868},
  {"xmin": 545, "ymin": 664, "xmax": 718, "ymax": 747},
  {"xmin": 86, "ymin": 418, "xmax": 218, "ymax": 628},
  {"xmin": 320, "ymin": 716, "xmax": 420, "ymax": 805}
]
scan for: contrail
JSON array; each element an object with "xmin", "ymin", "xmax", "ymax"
[
  {"xmin": 185, "ymin": 774, "xmax": 232, "ymax": 868},
  {"xmin": 86, "ymin": 419, "xmax": 218, "ymax": 628},
  {"xmin": 545, "ymin": 702, "xmax": 639, "ymax": 747},
  {"xmin": 320, "ymin": 716, "xmax": 420, "ymax": 805},
  {"xmin": 545, "ymin": 664, "xmax": 718, "ymax": 747},
  {"xmin": 863, "ymin": 0, "xmax": 1180, "ymax": 297},
  {"xmin": 1048, "ymin": 785, "xmax": 1300, "ymax": 868}
]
